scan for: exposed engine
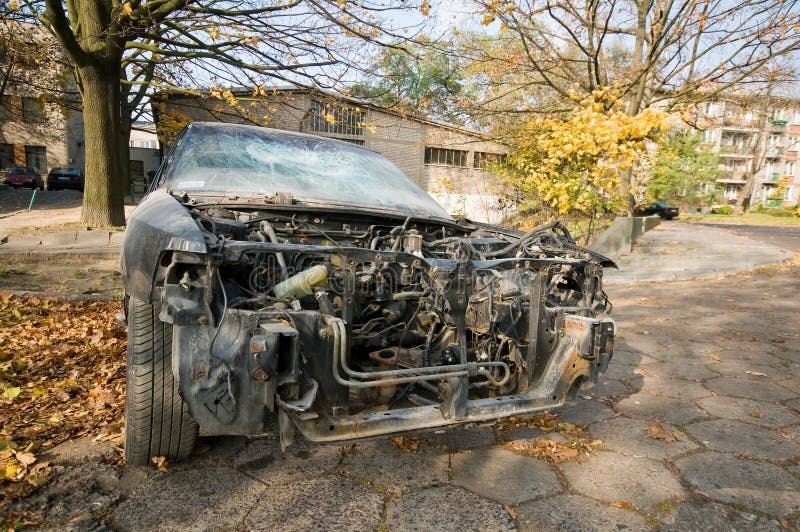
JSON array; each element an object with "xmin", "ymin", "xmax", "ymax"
[{"xmin": 158, "ymin": 203, "xmax": 615, "ymax": 444}]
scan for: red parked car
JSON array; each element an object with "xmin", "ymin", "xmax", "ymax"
[
  {"xmin": 3, "ymin": 166, "xmax": 40, "ymax": 189},
  {"xmin": 39, "ymin": 167, "xmax": 84, "ymax": 192}
]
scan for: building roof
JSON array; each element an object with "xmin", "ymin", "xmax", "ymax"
[{"xmin": 161, "ymin": 85, "xmax": 505, "ymax": 145}]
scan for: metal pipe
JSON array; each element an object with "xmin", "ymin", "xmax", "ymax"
[
  {"xmin": 260, "ymin": 221, "xmax": 289, "ymax": 280},
  {"xmin": 327, "ymin": 318, "xmax": 511, "ymax": 388}
]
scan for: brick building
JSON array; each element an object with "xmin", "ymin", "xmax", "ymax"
[
  {"xmin": 155, "ymin": 87, "xmax": 510, "ymax": 222},
  {"xmin": 696, "ymin": 97, "xmax": 800, "ymax": 208}
]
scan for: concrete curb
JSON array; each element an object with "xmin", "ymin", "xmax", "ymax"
[{"xmin": 590, "ymin": 216, "xmax": 661, "ymax": 260}]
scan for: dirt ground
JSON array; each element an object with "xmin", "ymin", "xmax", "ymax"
[{"xmin": 0, "ymin": 257, "xmax": 122, "ymax": 297}]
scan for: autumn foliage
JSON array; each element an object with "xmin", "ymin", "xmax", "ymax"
[
  {"xmin": 0, "ymin": 294, "xmax": 126, "ymax": 500},
  {"xmin": 503, "ymin": 89, "xmax": 670, "ymax": 216}
]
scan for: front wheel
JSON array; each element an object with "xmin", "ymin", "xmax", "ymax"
[{"xmin": 124, "ymin": 297, "xmax": 198, "ymax": 465}]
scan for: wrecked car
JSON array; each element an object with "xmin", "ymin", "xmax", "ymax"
[{"xmin": 121, "ymin": 122, "xmax": 616, "ymax": 465}]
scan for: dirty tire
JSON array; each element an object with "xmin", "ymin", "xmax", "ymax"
[{"xmin": 124, "ymin": 297, "xmax": 197, "ymax": 466}]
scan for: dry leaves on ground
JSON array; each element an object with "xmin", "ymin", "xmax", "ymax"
[
  {"xmin": 391, "ymin": 435, "xmax": 427, "ymax": 453},
  {"xmin": 497, "ymin": 414, "xmax": 603, "ymax": 463},
  {"xmin": 646, "ymin": 421, "xmax": 680, "ymax": 442},
  {"xmin": 0, "ymin": 293, "xmax": 126, "ymax": 500}
]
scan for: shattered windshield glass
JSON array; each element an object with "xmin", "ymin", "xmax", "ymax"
[{"xmin": 159, "ymin": 123, "xmax": 451, "ymax": 219}]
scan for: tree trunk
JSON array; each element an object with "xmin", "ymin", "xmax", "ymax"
[{"xmin": 79, "ymin": 64, "xmax": 125, "ymax": 227}]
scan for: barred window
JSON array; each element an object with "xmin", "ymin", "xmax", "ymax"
[
  {"xmin": 22, "ymin": 98, "xmax": 43, "ymax": 123},
  {"xmin": 25, "ymin": 145, "xmax": 46, "ymax": 173},
  {"xmin": 473, "ymin": 151, "xmax": 506, "ymax": 169},
  {"xmin": 0, "ymin": 143, "xmax": 14, "ymax": 169},
  {"xmin": 424, "ymin": 147, "xmax": 467, "ymax": 167},
  {"xmin": 309, "ymin": 100, "xmax": 364, "ymax": 137}
]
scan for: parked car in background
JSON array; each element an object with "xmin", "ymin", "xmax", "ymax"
[
  {"xmin": 634, "ymin": 202, "xmax": 679, "ymax": 219},
  {"xmin": 2, "ymin": 167, "xmax": 40, "ymax": 189},
  {"xmin": 121, "ymin": 122, "xmax": 617, "ymax": 465},
  {"xmin": 39, "ymin": 167, "xmax": 84, "ymax": 191}
]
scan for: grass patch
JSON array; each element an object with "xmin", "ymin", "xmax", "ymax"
[{"xmin": 681, "ymin": 213, "xmax": 800, "ymax": 227}]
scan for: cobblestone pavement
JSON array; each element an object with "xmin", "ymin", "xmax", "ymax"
[{"xmin": 12, "ymin": 249, "xmax": 800, "ymax": 530}]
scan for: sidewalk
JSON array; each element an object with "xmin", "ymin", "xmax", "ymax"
[{"xmin": 605, "ymin": 221, "xmax": 795, "ymax": 284}]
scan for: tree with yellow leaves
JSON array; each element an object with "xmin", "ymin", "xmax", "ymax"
[{"xmin": 503, "ymin": 89, "xmax": 669, "ymax": 224}]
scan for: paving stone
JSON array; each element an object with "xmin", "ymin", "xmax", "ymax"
[
  {"xmin": 638, "ymin": 361, "xmax": 719, "ymax": 381},
  {"xmin": 233, "ymin": 436, "xmax": 341, "ymax": 487},
  {"xmin": 588, "ymin": 377, "xmax": 631, "ymax": 398},
  {"xmin": 779, "ymin": 425, "xmax": 800, "ymax": 442},
  {"xmin": 610, "ymin": 350, "xmax": 658, "ymax": 366},
  {"xmin": 656, "ymin": 501, "xmax": 782, "ymax": 531},
  {"xmin": 636, "ymin": 375, "xmax": 712, "ymax": 400},
  {"xmin": 685, "ymin": 419, "xmax": 800, "ymax": 460},
  {"xmin": 243, "ymin": 474, "xmax": 384, "ymax": 531},
  {"xmin": 517, "ymin": 492, "xmax": 648, "ymax": 531},
  {"xmin": 559, "ymin": 451, "xmax": 685, "ymax": 510},
  {"xmin": 778, "ymin": 378, "xmax": 800, "ymax": 395},
  {"xmin": 426, "ymin": 424, "xmax": 498, "ymax": 450},
  {"xmin": 785, "ymin": 398, "xmax": 800, "ymax": 412},
  {"xmin": 112, "ymin": 466, "xmax": 266, "ymax": 531},
  {"xmin": 615, "ymin": 393, "xmax": 706, "ymax": 425},
  {"xmin": 506, "ymin": 426, "xmax": 568, "ymax": 444},
  {"xmin": 589, "ymin": 416, "xmax": 698, "ymax": 460},
  {"xmin": 704, "ymin": 360, "xmax": 792, "ymax": 380},
  {"xmin": 550, "ymin": 399, "xmax": 616, "ymax": 426},
  {"xmin": 696, "ymin": 395, "xmax": 799, "ymax": 428},
  {"xmin": 340, "ymin": 440, "xmax": 448, "ymax": 493},
  {"xmin": 674, "ymin": 452, "xmax": 800, "ymax": 517},
  {"xmin": 704, "ymin": 377, "xmax": 798, "ymax": 402},
  {"xmin": 386, "ymin": 485, "xmax": 514, "ymax": 531},
  {"xmin": 451, "ymin": 447, "xmax": 560, "ymax": 504}
]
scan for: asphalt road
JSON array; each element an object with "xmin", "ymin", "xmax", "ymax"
[{"xmin": 698, "ymin": 223, "xmax": 800, "ymax": 253}]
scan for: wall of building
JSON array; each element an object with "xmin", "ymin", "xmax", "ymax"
[{"xmin": 0, "ymin": 97, "xmax": 77, "ymax": 173}]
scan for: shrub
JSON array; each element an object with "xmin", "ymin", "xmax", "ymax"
[{"xmin": 715, "ymin": 205, "xmax": 734, "ymax": 215}]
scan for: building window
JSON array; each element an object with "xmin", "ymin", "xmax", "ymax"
[
  {"xmin": 793, "ymin": 109, "xmax": 800, "ymax": 124},
  {"xmin": 25, "ymin": 145, "xmax": 46, "ymax": 173},
  {"xmin": 22, "ymin": 98, "xmax": 43, "ymax": 123},
  {"xmin": 309, "ymin": 100, "xmax": 364, "ymax": 137},
  {"xmin": 786, "ymin": 161, "xmax": 795, "ymax": 176},
  {"xmin": 0, "ymin": 143, "xmax": 14, "ymax": 169},
  {"xmin": 724, "ymin": 184, "xmax": 738, "ymax": 200},
  {"xmin": 130, "ymin": 160, "xmax": 144, "ymax": 181},
  {"xmin": 702, "ymin": 129, "xmax": 715, "ymax": 144},
  {"xmin": 473, "ymin": 152, "xmax": 506, "ymax": 169},
  {"xmin": 784, "ymin": 186, "xmax": 793, "ymax": 201},
  {"xmin": 424, "ymin": 147, "xmax": 467, "ymax": 167},
  {"xmin": 0, "ymin": 98, "xmax": 11, "ymax": 121}
]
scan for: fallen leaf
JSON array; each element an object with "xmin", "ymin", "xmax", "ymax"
[
  {"xmin": 14, "ymin": 451, "xmax": 36, "ymax": 466},
  {"xmin": 152, "ymin": 456, "xmax": 169, "ymax": 473},
  {"xmin": 611, "ymin": 501, "xmax": 632, "ymax": 509},
  {"xmin": 2, "ymin": 387, "xmax": 21, "ymax": 399},
  {"xmin": 646, "ymin": 421, "xmax": 679, "ymax": 442},
  {"xmin": 744, "ymin": 370, "xmax": 767, "ymax": 377},
  {"xmin": 502, "ymin": 503, "xmax": 518, "ymax": 519},
  {"xmin": 708, "ymin": 354, "xmax": 721, "ymax": 362}
]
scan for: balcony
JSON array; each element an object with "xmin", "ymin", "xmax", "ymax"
[
  {"xmin": 765, "ymin": 147, "xmax": 785, "ymax": 158},
  {"xmin": 717, "ymin": 171, "xmax": 748, "ymax": 184},
  {"xmin": 772, "ymin": 119, "xmax": 788, "ymax": 130},
  {"xmin": 718, "ymin": 144, "xmax": 752, "ymax": 157},
  {"xmin": 763, "ymin": 172, "xmax": 780, "ymax": 182},
  {"xmin": 721, "ymin": 117, "xmax": 760, "ymax": 129}
]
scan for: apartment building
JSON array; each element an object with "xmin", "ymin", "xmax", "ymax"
[
  {"xmin": 154, "ymin": 87, "xmax": 509, "ymax": 222},
  {"xmin": 697, "ymin": 97, "xmax": 800, "ymax": 207}
]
